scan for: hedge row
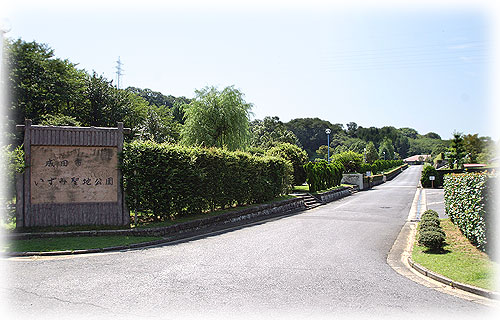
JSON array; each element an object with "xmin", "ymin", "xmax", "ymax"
[
  {"xmin": 266, "ymin": 143, "xmax": 308, "ymax": 186},
  {"xmin": 121, "ymin": 141, "xmax": 292, "ymax": 220},
  {"xmin": 303, "ymin": 160, "xmax": 344, "ymax": 193},
  {"xmin": 358, "ymin": 159, "xmax": 404, "ymax": 175},
  {"xmin": 443, "ymin": 172, "xmax": 495, "ymax": 251}
]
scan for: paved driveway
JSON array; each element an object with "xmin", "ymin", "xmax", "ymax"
[{"xmin": 2, "ymin": 165, "xmax": 494, "ymax": 319}]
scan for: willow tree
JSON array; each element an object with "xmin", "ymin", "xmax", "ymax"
[{"xmin": 181, "ymin": 86, "xmax": 253, "ymax": 151}]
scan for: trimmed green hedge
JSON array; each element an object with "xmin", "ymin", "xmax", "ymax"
[
  {"xmin": 357, "ymin": 159, "xmax": 404, "ymax": 175},
  {"xmin": 303, "ymin": 159, "xmax": 344, "ymax": 193},
  {"xmin": 266, "ymin": 143, "xmax": 308, "ymax": 186},
  {"xmin": 443, "ymin": 172, "xmax": 494, "ymax": 251},
  {"xmin": 121, "ymin": 141, "xmax": 292, "ymax": 220}
]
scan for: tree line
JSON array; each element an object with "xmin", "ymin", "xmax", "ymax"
[{"xmin": 2, "ymin": 38, "xmax": 496, "ymax": 166}]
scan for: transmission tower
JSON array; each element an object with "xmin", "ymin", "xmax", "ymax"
[{"xmin": 115, "ymin": 56, "xmax": 124, "ymax": 89}]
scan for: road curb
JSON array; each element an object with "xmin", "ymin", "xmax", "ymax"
[
  {"xmin": 389, "ymin": 188, "xmax": 498, "ymax": 301},
  {"xmin": 7, "ymin": 238, "xmax": 169, "ymax": 257},
  {"xmin": 407, "ymin": 249, "xmax": 499, "ymax": 300}
]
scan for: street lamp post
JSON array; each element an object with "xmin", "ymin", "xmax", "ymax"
[
  {"xmin": 383, "ymin": 151, "xmax": 386, "ymax": 160},
  {"xmin": 325, "ymin": 129, "xmax": 331, "ymax": 162}
]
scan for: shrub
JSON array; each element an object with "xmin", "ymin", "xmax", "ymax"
[
  {"xmin": 266, "ymin": 143, "xmax": 308, "ymax": 186},
  {"xmin": 418, "ymin": 208, "xmax": 446, "ymax": 251},
  {"xmin": 420, "ymin": 164, "xmax": 441, "ymax": 188},
  {"xmin": 444, "ymin": 172, "xmax": 493, "ymax": 251},
  {"xmin": 418, "ymin": 230, "xmax": 446, "ymax": 251},
  {"xmin": 121, "ymin": 141, "xmax": 292, "ymax": 221},
  {"xmin": 421, "ymin": 226, "xmax": 446, "ymax": 238},
  {"xmin": 419, "ymin": 218, "xmax": 441, "ymax": 230},
  {"xmin": 421, "ymin": 209, "xmax": 439, "ymax": 219},
  {"xmin": 361, "ymin": 159, "xmax": 403, "ymax": 174},
  {"xmin": 358, "ymin": 163, "xmax": 372, "ymax": 175},
  {"xmin": 330, "ymin": 151, "xmax": 362, "ymax": 173},
  {"xmin": 303, "ymin": 159, "xmax": 344, "ymax": 193},
  {"xmin": 1, "ymin": 145, "xmax": 25, "ymax": 202}
]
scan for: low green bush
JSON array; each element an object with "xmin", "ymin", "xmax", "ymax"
[
  {"xmin": 418, "ymin": 230, "xmax": 446, "ymax": 251},
  {"xmin": 418, "ymin": 209, "xmax": 446, "ymax": 251},
  {"xmin": 420, "ymin": 164, "xmax": 441, "ymax": 188},
  {"xmin": 421, "ymin": 209, "xmax": 439, "ymax": 219},
  {"xmin": 358, "ymin": 163, "xmax": 372, "ymax": 174},
  {"xmin": 419, "ymin": 218, "xmax": 441, "ymax": 230},
  {"xmin": 421, "ymin": 226, "xmax": 446, "ymax": 238}
]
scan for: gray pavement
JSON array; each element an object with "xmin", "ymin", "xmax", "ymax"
[
  {"xmin": 2, "ymin": 165, "xmax": 496, "ymax": 320},
  {"xmin": 424, "ymin": 188, "xmax": 447, "ymax": 219}
]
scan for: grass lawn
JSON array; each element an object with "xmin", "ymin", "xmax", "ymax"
[
  {"xmin": 412, "ymin": 219, "xmax": 497, "ymax": 291},
  {"xmin": 2, "ymin": 195, "xmax": 297, "ymax": 252},
  {"xmin": 2, "ymin": 235, "xmax": 163, "ymax": 253}
]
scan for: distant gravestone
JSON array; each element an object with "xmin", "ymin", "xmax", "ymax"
[{"xmin": 16, "ymin": 120, "xmax": 130, "ymax": 227}]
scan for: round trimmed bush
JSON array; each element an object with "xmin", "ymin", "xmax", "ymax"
[
  {"xmin": 418, "ymin": 230, "xmax": 446, "ymax": 251},
  {"xmin": 421, "ymin": 226, "xmax": 446, "ymax": 238},
  {"xmin": 419, "ymin": 217, "xmax": 441, "ymax": 230},
  {"xmin": 421, "ymin": 209, "xmax": 439, "ymax": 219}
]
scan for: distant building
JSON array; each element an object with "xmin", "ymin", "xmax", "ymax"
[{"xmin": 403, "ymin": 154, "xmax": 431, "ymax": 165}]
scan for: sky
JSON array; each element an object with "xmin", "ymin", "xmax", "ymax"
[{"xmin": 2, "ymin": 0, "xmax": 499, "ymax": 140}]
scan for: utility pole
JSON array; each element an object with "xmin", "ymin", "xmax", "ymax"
[{"xmin": 115, "ymin": 56, "xmax": 124, "ymax": 89}]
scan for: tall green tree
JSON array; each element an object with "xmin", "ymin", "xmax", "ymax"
[
  {"xmin": 4, "ymin": 38, "xmax": 88, "ymax": 126},
  {"xmin": 285, "ymin": 118, "xmax": 343, "ymax": 158},
  {"xmin": 137, "ymin": 106, "xmax": 180, "ymax": 143},
  {"xmin": 250, "ymin": 116, "xmax": 299, "ymax": 149},
  {"xmin": 315, "ymin": 145, "xmax": 329, "ymax": 160},
  {"xmin": 346, "ymin": 122, "xmax": 358, "ymax": 137},
  {"xmin": 394, "ymin": 135, "xmax": 410, "ymax": 159},
  {"xmin": 126, "ymin": 86, "xmax": 190, "ymax": 124},
  {"xmin": 378, "ymin": 137, "xmax": 395, "ymax": 160},
  {"xmin": 4, "ymin": 38, "xmax": 151, "ymax": 137},
  {"xmin": 83, "ymin": 72, "xmax": 148, "ymax": 129},
  {"xmin": 364, "ymin": 141, "xmax": 378, "ymax": 163},
  {"xmin": 181, "ymin": 86, "xmax": 252, "ymax": 150},
  {"xmin": 399, "ymin": 127, "xmax": 419, "ymax": 139},
  {"xmin": 462, "ymin": 134, "xmax": 483, "ymax": 163},
  {"xmin": 448, "ymin": 132, "xmax": 466, "ymax": 169}
]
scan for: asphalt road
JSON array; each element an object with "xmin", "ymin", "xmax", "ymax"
[{"xmin": 2, "ymin": 165, "xmax": 495, "ymax": 319}]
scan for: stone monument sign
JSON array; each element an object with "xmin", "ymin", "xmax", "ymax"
[{"xmin": 16, "ymin": 120, "xmax": 129, "ymax": 227}]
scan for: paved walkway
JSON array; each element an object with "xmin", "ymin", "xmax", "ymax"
[{"xmin": 423, "ymin": 188, "xmax": 447, "ymax": 219}]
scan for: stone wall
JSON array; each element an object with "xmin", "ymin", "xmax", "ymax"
[
  {"xmin": 10, "ymin": 197, "xmax": 306, "ymax": 240},
  {"xmin": 318, "ymin": 187, "xmax": 352, "ymax": 203}
]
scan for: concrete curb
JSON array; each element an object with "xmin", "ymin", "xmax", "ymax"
[
  {"xmin": 408, "ymin": 251, "xmax": 499, "ymax": 300},
  {"xmin": 6, "ymin": 187, "xmax": 355, "ymax": 257},
  {"xmin": 389, "ymin": 187, "xmax": 499, "ymax": 301}
]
